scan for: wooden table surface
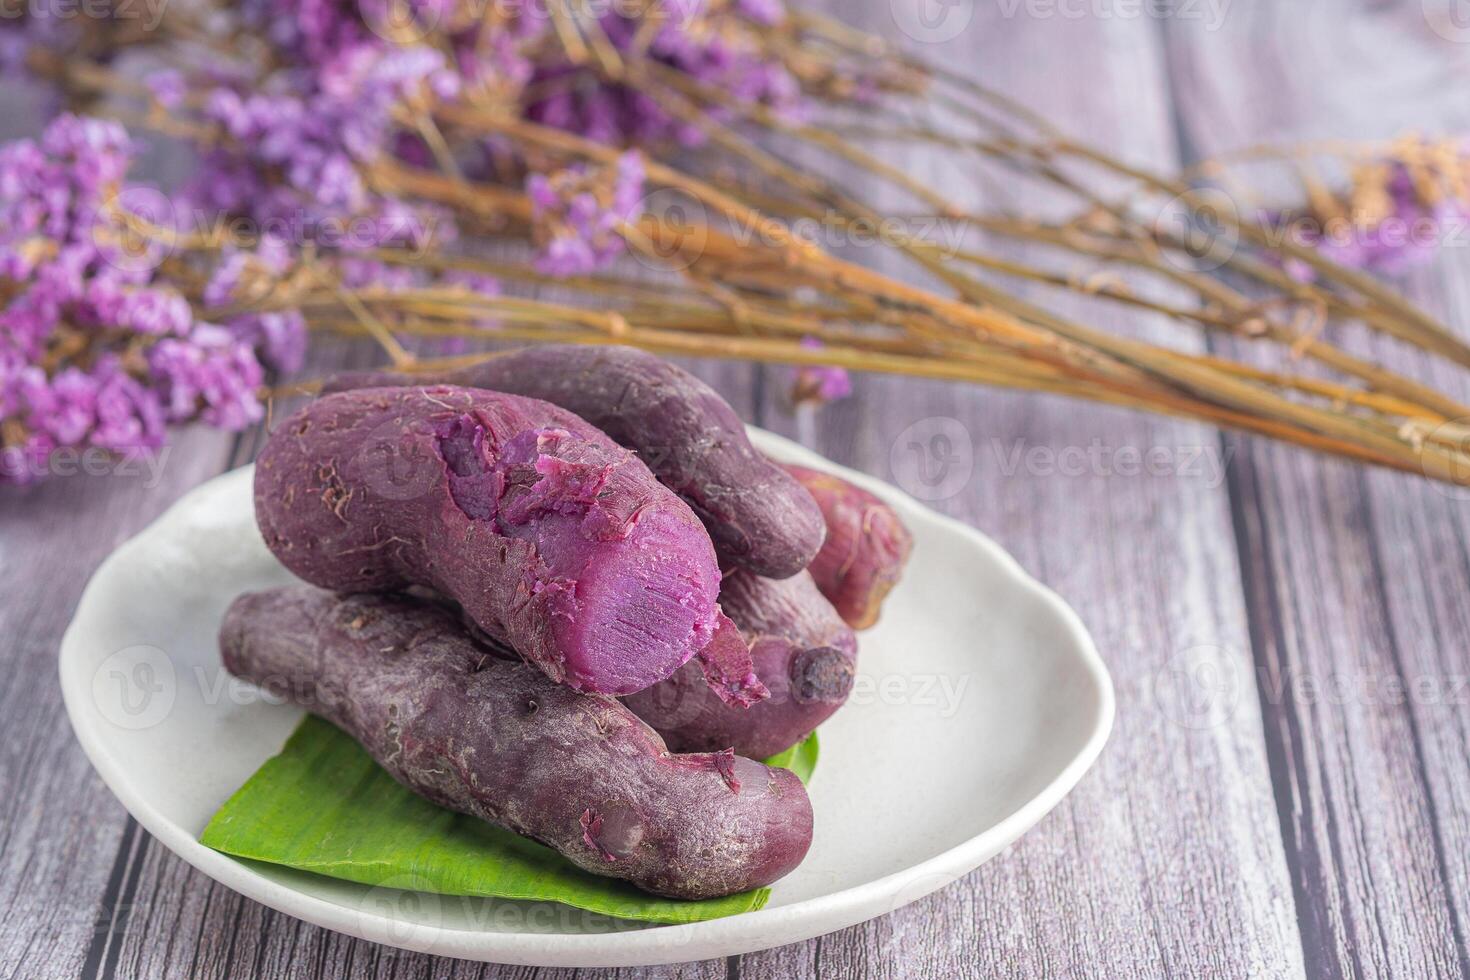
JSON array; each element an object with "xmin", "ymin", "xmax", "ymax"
[{"xmin": 7, "ymin": 2, "xmax": 1470, "ymax": 977}]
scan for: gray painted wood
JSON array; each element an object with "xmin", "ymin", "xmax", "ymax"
[
  {"xmin": 1165, "ymin": 3, "xmax": 1470, "ymax": 976},
  {"xmin": 742, "ymin": 6, "xmax": 1300, "ymax": 979},
  {"xmin": 4, "ymin": 2, "xmax": 1470, "ymax": 978},
  {"xmin": 0, "ymin": 427, "xmax": 236, "ymax": 980}
]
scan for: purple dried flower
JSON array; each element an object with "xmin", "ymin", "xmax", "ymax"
[
  {"xmin": 204, "ymin": 252, "xmax": 251, "ymax": 309},
  {"xmin": 14, "ymin": 356, "xmax": 168, "ymax": 464},
  {"xmin": 0, "ymin": 115, "xmax": 295, "ymax": 484},
  {"xmin": 737, "ymin": 0, "xmax": 787, "ymax": 26},
  {"xmin": 0, "ymin": 13, "xmax": 81, "ymax": 106},
  {"xmin": 31, "ymin": 367, "xmax": 98, "ymax": 445},
  {"xmin": 515, "ymin": 1, "xmax": 802, "ymax": 147},
  {"xmin": 240, "ymin": 0, "xmax": 364, "ymax": 66},
  {"xmin": 791, "ymin": 337, "xmax": 852, "ymax": 406},
  {"xmin": 162, "ymin": 42, "xmax": 458, "ymax": 256},
  {"xmin": 226, "ymin": 311, "xmax": 309, "ymax": 374},
  {"xmin": 528, "ymin": 152, "xmax": 645, "ymax": 276},
  {"xmin": 146, "ymin": 69, "xmax": 187, "ymax": 109},
  {"xmin": 1261, "ymin": 137, "xmax": 1470, "ymax": 280},
  {"xmin": 92, "ymin": 357, "xmax": 168, "ymax": 453},
  {"xmin": 116, "ymin": 287, "xmax": 194, "ymax": 336},
  {"xmin": 0, "ymin": 30, "xmax": 33, "ymax": 80},
  {"xmin": 148, "ymin": 325, "xmax": 266, "ymax": 430}
]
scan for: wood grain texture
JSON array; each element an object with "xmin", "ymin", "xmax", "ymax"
[
  {"xmin": 739, "ymin": 5, "xmax": 1302, "ymax": 979},
  {"xmin": 0, "ymin": 428, "xmax": 236, "ymax": 980},
  {"xmin": 6, "ymin": 2, "xmax": 1470, "ymax": 978},
  {"xmin": 1165, "ymin": 3, "xmax": 1470, "ymax": 976}
]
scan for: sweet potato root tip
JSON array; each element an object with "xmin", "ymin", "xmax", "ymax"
[
  {"xmin": 623, "ymin": 570, "xmax": 858, "ymax": 760},
  {"xmin": 791, "ymin": 645, "xmax": 854, "ymax": 703},
  {"xmin": 781, "ymin": 463, "xmax": 913, "ymax": 629}
]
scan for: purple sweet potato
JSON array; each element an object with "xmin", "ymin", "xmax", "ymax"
[
  {"xmin": 254, "ymin": 385, "xmax": 763, "ymax": 701},
  {"xmin": 623, "ymin": 570, "xmax": 857, "ymax": 759},
  {"xmin": 782, "ymin": 464, "xmax": 913, "ymax": 630},
  {"xmin": 220, "ymin": 587, "xmax": 813, "ymax": 900},
  {"xmin": 323, "ymin": 345, "xmax": 826, "ymax": 579}
]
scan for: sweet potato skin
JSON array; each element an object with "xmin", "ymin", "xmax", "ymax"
[
  {"xmin": 254, "ymin": 385, "xmax": 727, "ymax": 696},
  {"xmin": 323, "ymin": 345, "xmax": 826, "ymax": 579},
  {"xmin": 623, "ymin": 570, "xmax": 857, "ymax": 759},
  {"xmin": 783, "ymin": 464, "xmax": 913, "ymax": 630},
  {"xmin": 220, "ymin": 587, "xmax": 813, "ymax": 900}
]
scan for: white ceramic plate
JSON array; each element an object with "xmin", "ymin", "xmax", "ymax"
[{"xmin": 59, "ymin": 429, "xmax": 1112, "ymax": 967}]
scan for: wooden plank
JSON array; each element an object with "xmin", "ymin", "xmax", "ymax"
[
  {"xmin": 0, "ymin": 428, "xmax": 237, "ymax": 980},
  {"xmin": 105, "ymin": 824, "xmax": 728, "ymax": 980},
  {"xmin": 1163, "ymin": 4, "xmax": 1470, "ymax": 976},
  {"xmin": 740, "ymin": 4, "xmax": 1303, "ymax": 978}
]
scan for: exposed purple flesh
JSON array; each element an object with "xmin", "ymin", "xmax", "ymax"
[
  {"xmin": 623, "ymin": 569, "xmax": 857, "ymax": 759},
  {"xmin": 254, "ymin": 385, "xmax": 761, "ymax": 699},
  {"xmin": 323, "ymin": 345, "xmax": 826, "ymax": 579}
]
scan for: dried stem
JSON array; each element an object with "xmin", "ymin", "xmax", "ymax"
[{"xmin": 35, "ymin": 5, "xmax": 1470, "ymax": 487}]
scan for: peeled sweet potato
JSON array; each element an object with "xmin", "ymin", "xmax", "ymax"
[
  {"xmin": 782, "ymin": 464, "xmax": 913, "ymax": 630},
  {"xmin": 254, "ymin": 385, "xmax": 762, "ymax": 701},
  {"xmin": 623, "ymin": 570, "xmax": 856, "ymax": 759},
  {"xmin": 323, "ymin": 345, "xmax": 826, "ymax": 579},
  {"xmin": 220, "ymin": 587, "xmax": 813, "ymax": 900}
]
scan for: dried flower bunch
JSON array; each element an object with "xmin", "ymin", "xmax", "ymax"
[
  {"xmin": 4, "ymin": 1, "xmax": 1470, "ymax": 485},
  {"xmin": 0, "ymin": 114, "xmax": 283, "ymax": 480},
  {"xmin": 1230, "ymin": 135, "xmax": 1470, "ymax": 279}
]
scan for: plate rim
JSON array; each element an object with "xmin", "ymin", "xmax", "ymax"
[{"xmin": 59, "ymin": 427, "xmax": 1115, "ymax": 967}]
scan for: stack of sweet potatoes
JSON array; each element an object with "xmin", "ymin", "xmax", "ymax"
[{"xmin": 222, "ymin": 345, "xmax": 912, "ymax": 900}]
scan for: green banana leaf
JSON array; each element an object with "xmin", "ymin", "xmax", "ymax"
[
  {"xmin": 201, "ymin": 715, "xmax": 819, "ymax": 925},
  {"xmin": 759, "ymin": 728, "xmax": 820, "ymax": 783}
]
